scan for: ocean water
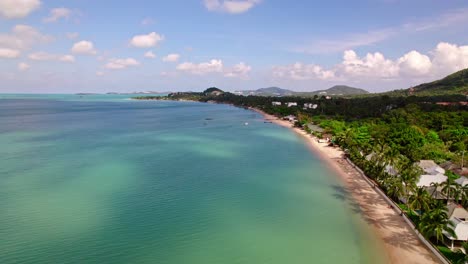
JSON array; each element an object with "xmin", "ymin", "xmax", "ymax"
[{"xmin": 0, "ymin": 95, "xmax": 384, "ymax": 264}]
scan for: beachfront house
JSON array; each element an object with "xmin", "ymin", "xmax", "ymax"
[
  {"xmin": 287, "ymin": 102, "xmax": 297, "ymax": 107},
  {"xmin": 415, "ymin": 160, "xmax": 447, "ymax": 187},
  {"xmin": 272, "ymin": 101, "xmax": 282, "ymax": 106},
  {"xmin": 417, "ymin": 160, "xmax": 446, "ymax": 175},
  {"xmin": 303, "ymin": 103, "xmax": 318, "ymax": 109},
  {"xmin": 283, "ymin": 115, "xmax": 297, "ymax": 122},
  {"xmin": 443, "ymin": 203, "xmax": 468, "ymax": 249},
  {"xmin": 416, "ymin": 174, "xmax": 448, "ymax": 187}
]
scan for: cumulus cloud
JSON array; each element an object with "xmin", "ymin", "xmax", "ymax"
[
  {"xmin": 177, "ymin": 59, "xmax": 224, "ymax": 75},
  {"xmin": 18, "ymin": 62, "xmax": 30, "ymax": 71},
  {"xmin": 273, "ymin": 63, "xmax": 335, "ymax": 80},
  {"xmin": 105, "ymin": 58, "xmax": 140, "ymax": 70},
  {"xmin": 0, "ymin": 48, "xmax": 20, "ymax": 58},
  {"xmin": 144, "ymin": 51, "xmax": 156, "ymax": 59},
  {"xmin": 130, "ymin": 32, "xmax": 164, "ymax": 48},
  {"xmin": 0, "ymin": 0, "xmax": 41, "ymax": 19},
  {"xmin": 28, "ymin": 51, "xmax": 75, "ymax": 62},
  {"xmin": 0, "ymin": 25, "xmax": 53, "ymax": 50},
  {"xmin": 225, "ymin": 62, "xmax": 252, "ymax": 78},
  {"xmin": 204, "ymin": 0, "xmax": 261, "ymax": 14},
  {"xmin": 397, "ymin": 50, "xmax": 432, "ymax": 76},
  {"xmin": 71, "ymin": 40, "xmax": 97, "ymax": 55},
  {"xmin": 273, "ymin": 42, "xmax": 468, "ymax": 84},
  {"xmin": 339, "ymin": 50, "xmax": 399, "ymax": 79},
  {"xmin": 431, "ymin": 42, "xmax": 468, "ymax": 76},
  {"xmin": 162, "ymin": 53, "xmax": 180, "ymax": 62},
  {"xmin": 43, "ymin": 7, "xmax": 72, "ymax": 23}
]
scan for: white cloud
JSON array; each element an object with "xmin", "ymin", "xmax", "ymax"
[
  {"xmin": 105, "ymin": 58, "xmax": 140, "ymax": 70},
  {"xmin": 130, "ymin": 32, "xmax": 164, "ymax": 48},
  {"xmin": 43, "ymin": 7, "xmax": 72, "ymax": 23},
  {"xmin": 18, "ymin": 62, "xmax": 30, "ymax": 71},
  {"xmin": 66, "ymin": 32, "xmax": 79, "ymax": 40},
  {"xmin": 177, "ymin": 59, "xmax": 223, "ymax": 75},
  {"xmin": 431, "ymin": 42, "xmax": 468, "ymax": 76},
  {"xmin": 273, "ymin": 62, "xmax": 335, "ymax": 80},
  {"xmin": 162, "ymin": 53, "xmax": 180, "ymax": 62},
  {"xmin": 28, "ymin": 51, "xmax": 75, "ymax": 62},
  {"xmin": 338, "ymin": 50, "xmax": 399, "ymax": 79},
  {"xmin": 0, "ymin": 25, "xmax": 52, "ymax": 50},
  {"xmin": 0, "ymin": 48, "xmax": 20, "ymax": 58},
  {"xmin": 96, "ymin": 71, "xmax": 104, "ymax": 76},
  {"xmin": 224, "ymin": 62, "xmax": 251, "ymax": 78},
  {"xmin": 204, "ymin": 0, "xmax": 261, "ymax": 14},
  {"xmin": 144, "ymin": 51, "xmax": 156, "ymax": 59},
  {"xmin": 397, "ymin": 50, "xmax": 432, "ymax": 76},
  {"xmin": 0, "ymin": 0, "xmax": 41, "ymax": 19},
  {"xmin": 274, "ymin": 42, "xmax": 468, "ymax": 84},
  {"xmin": 71, "ymin": 40, "xmax": 97, "ymax": 55}
]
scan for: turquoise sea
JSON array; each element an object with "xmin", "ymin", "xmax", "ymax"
[{"xmin": 0, "ymin": 94, "xmax": 384, "ymax": 264}]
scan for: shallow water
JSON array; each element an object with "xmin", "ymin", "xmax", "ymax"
[{"xmin": 0, "ymin": 95, "xmax": 384, "ymax": 263}]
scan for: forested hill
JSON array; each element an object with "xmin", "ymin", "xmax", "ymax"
[
  {"xmin": 411, "ymin": 68, "xmax": 468, "ymax": 95},
  {"xmin": 235, "ymin": 85, "xmax": 368, "ymax": 96}
]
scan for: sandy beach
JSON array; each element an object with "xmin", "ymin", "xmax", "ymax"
[{"xmin": 252, "ymin": 108, "xmax": 442, "ymax": 264}]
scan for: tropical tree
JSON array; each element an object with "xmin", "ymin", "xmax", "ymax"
[
  {"xmin": 441, "ymin": 178, "xmax": 460, "ymax": 204},
  {"xmin": 418, "ymin": 202, "xmax": 455, "ymax": 244},
  {"xmin": 382, "ymin": 176, "xmax": 404, "ymax": 202},
  {"xmin": 408, "ymin": 187, "xmax": 432, "ymax": 216}
]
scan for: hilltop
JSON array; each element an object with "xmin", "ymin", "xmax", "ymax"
[
  {"xmin": 234, "ymin": 85, "xmax": 368, "ymax": 97},
  {"xmin": 411, "ymin": 68, "xmax": 468, "ymax": 95}
]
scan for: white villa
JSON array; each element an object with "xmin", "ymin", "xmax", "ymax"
[
  {"xmin": 303, "ymin": 103, "xmax": 318, "ymax": 109},
  {"xmin": 286, "ymin": 102, "xmax": 297, "ymax": 107},
  {"xmin": 272, "ymin": 101, "xmax": 282, "ymax": 106},
  {"xmin": 444, "ymin": 203, "xmax": 468, "ymax": 249},
  {"xmin": 283, "ymin": 115, "xmax": 297, "ymax": 122},
  {"xmin": 417, "ymin": 160, "xmax": 446, "ymax": 175}
]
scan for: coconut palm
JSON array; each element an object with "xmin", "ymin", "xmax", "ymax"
[
  {"xmin": 383, "ymin": 176, "xmax": 404, "ymax": 201},
  {"xmin": 441, "ymin": 178, "xmax": 460, "ymax": 204},
  {"xmin": 418, "ymin": 203, "xmax": 455, "ymax": 244},
  {"xmin": 408, "ymin": 187, "xmax": 432, "ymax": 215}
]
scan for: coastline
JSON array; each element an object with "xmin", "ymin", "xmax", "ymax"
[{"xmin": 250, "ymin": 107, "xmax": 441, "ymax": 264}]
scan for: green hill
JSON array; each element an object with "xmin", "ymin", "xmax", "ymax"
[
  {"xmin": 300, "ymin": 85, "xmax": 369, "ymax": 96},
  {"xmin": 411, "ymin": 68, "xmax": 468, "ymax": 95},
  {"xmin": 235, "ymin": 85, "xmax": 368, "ymax": 97}
]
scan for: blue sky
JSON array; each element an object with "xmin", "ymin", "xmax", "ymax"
[{"xmin": 0, "ymin": 0, "xmax": 467, "ymax": 93}]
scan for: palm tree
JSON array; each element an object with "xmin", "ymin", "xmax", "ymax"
[
  {"xmin": 418, "ymin": 203, "xmax": 455, "ymax": 244},
  {"xmin": 441, "ymin": 178, "xmax": 459, "ymax": 204},
  {"xmin": 383, "ymin": 176, "xmax": 404, "ymax": 201},
  {"xmin": 408, "ymin": 187, "xmax": 432, "ymax": 216}
]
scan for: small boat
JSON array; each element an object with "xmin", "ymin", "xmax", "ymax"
[{"xmin": 244, "ymin": 122, "xmax": 249, "ymax": 126}]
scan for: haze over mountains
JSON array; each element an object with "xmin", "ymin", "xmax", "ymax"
[{"xmin": 234, "ymin": 85, "xmax": 369, "ymax": 96}]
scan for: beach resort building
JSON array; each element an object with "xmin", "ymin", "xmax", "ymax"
[
  {"xmin": 444, "ymin": 203, "xmax": 468, "ymax": 249},
  {"xmin": 287, "ymin": 102, "xmax": 297, "ymax": 107},
  {"xmin": 303, "ymin": 103, "xmax": 318, "ymax": 109},
  {"xmin": 415, "ymin": 160, "xmax": 448, "ymax": 187},
  {"xmin": 272, "ymin": 101, "xmax": 282, "ymax": 106},
  {"xmin": 283, "ymin": 115, "xmax": 297, "ymax": 122}
]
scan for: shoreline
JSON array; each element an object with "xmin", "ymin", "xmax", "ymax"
[{"xmin": 250, "ymin": 107, "xmax": 441, "ymax": 264}]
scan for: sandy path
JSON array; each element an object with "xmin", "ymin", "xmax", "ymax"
[{"xmin": 252, "ymin": 108, "xmax": 441, "ymax": 264}]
